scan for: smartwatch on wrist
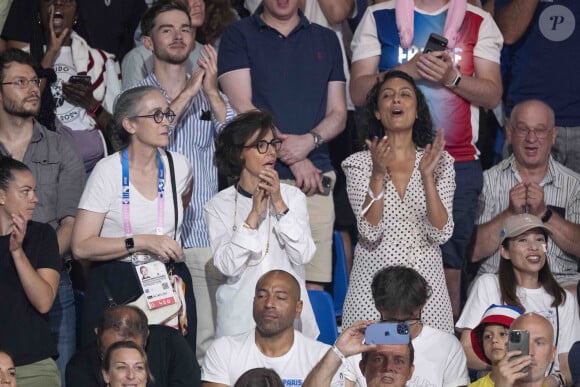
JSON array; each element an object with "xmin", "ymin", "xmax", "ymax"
[
  {"xmin": 541, "ymin": 207, "xmax": 553, "ymax": 223},
  {"xmin": 125, "ymin": 237, "xmax": 135, "ymax": 253},
  {"xmin": 446, "ymin": 69, "xmax": 462, "ymax": 89}
]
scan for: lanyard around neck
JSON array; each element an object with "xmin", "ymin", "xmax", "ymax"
[{"xmin": 121, "ymin": 148, "xmax": 165, "ymax": 237}]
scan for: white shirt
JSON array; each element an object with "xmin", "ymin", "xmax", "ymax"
[
  {"xmin": 202, "ymin": 329, "xmax": 348, "ymax": 386},
  {"xmin": 204, "ymin": 183, "xmax": 319, "ymax": 339},
  {"xmin": 457, "ymin": 274, "xmax": 580, "ymax": 372}
]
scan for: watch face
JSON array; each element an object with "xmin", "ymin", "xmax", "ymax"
[{"xmin": 125, "ymin": 238, "xmax": 135, "ymax": 250}]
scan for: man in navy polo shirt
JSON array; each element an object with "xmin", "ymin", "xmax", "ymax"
[{"xmin": 217, "ymin": 0, "xmax": 347, "ymax": 290}]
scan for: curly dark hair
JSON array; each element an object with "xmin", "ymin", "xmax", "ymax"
[
  {"xmin": 364, "ymin": 70, "xmax": 434, "ymax": 148},
  {"xmin": 215, "ymin": 110, "xmax": 276, "ymax": 178}
]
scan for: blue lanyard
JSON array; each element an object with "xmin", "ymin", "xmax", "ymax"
[{"xmin": 121, "ymin": 148, "xmax": 165, "ymax": 236}]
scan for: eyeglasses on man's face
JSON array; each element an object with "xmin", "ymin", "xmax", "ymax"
[
  {"xmin": 243, "ymin": 138, "xmax": 283, "ymax": 154},
  {"xmin": 130, "ymin": 109, "xmax": 176, "ymax": 124},
  {"xmin": 1, "ymin": 78, "xmax": 41, "ymax": 89},
  {"xmin": 512, "ymin": 124, "xmax": 551, "ymax": 139}
]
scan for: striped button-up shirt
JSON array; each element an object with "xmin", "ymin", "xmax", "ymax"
[
  {"xmin": 477, "ymin": 155, "xmax": 580, "ymax": 282},
  {"xmin": 133, "ymin": 72, "xmax": 236, "ymax": 248}
]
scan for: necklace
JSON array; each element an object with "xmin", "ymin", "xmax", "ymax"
[{"xmin": 232, "ymin": 184, "xmax": 270, "ymax": 258}]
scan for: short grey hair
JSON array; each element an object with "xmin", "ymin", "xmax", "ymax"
[{"xmin": 113, "ymin": 85, "xmax": 161, "ymax": 148}]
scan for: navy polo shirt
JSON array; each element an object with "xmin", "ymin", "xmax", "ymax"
[{"xmin": 218, "ymin": 6, "xmax": 345, "ymax": 179}]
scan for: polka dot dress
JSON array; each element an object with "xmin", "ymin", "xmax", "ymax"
[{"xmin": 341, "ymin": 150, "xmax": 455, "ymax": 333}]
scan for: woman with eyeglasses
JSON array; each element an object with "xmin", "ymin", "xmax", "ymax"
[
  {"xmin": 0, "ymin": 156, "xmax": 61, "ymax": 386},
  {"xmin": 71, "ymin": 86, "xmax": 197, "ymax": 350},
  {"xmin": 204, "ymin": 110, "xmax": 319, "ymax": 338}
]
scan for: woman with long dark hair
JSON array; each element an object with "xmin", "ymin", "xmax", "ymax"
[
  {"xmin": 341, "ymin": 70, "xmax": 456, "ymax": 333},
  {"xmin": 457, "ymin": 214, "xmax": 580, "ymax": 382}
]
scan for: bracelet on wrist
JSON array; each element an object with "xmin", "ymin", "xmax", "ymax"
[
  {"xmin": 361, "ymin": 186, "xmax": 385, "ymax": 216},
  {"xmin": 331, "ymin": 345, "xmax": 346, "ymax": 363}
]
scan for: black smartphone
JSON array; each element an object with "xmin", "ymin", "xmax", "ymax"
[
  {"xmin": 365, "ymin": 322, "xmax": 410, "ymax": 345},
  {"xmin": 424, "ymin": 33, "xmax": 448, "ymax": 53},
  {"xmin": 320, "ymin": 175, "xmax": 332, "ymax": 196},
  {"xmin": 508, "ymin": 330, "xmax": 530, "ymax": 373},
  {"xmin": 68, "ymin": 75, "xmax": 91, "ymax": 86}
]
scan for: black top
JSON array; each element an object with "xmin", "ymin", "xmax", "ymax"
[
  {"xmin": 66, "ymin": 325, "xmax": 201, "ymax": 387},
  {"xmin": 1, "ymin": 0, "xmax": 146, "ymax": 61},
  {"xmin": 0, "ymin": 221, "xmax": 60, "ymax": 366}
]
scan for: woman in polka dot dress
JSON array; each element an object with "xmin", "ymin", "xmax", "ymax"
[{"xmin": 341, "ymin": 71, "xmax": 456, "ymax": 333}]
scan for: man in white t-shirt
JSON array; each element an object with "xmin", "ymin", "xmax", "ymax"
[
  {"xmin": 201, "ymin": 270, "xmax": 348, "ymax": 386},
  {"xmin": 302, "ymin": 320, "xmax": 414, "ymax": 387},
  {"xmin": 344, "ymin": 266, "xmax": 469, "ymax": 387}
]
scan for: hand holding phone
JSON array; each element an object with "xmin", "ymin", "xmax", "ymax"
[
  {"xmin": 365, "ymin": 322, "xmax": 410, "ymax": 345},
  {"xmin": 319, "ymin": 175, "xmax": 332, "ymax": 196},
  {"xmin": 68, "ymin": 75, "xmax": 91, "ymax": 86},
  {"xmin": 508, "ymin": 330, "xmax": 530, "ymax": 373},
  {"xmin": 424, "ymin": 33, "xmax": 448, "ymax": 53}
]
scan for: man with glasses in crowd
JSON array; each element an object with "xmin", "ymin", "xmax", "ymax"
[
  {"xmin": 0, "ymin": 48, "xmax": 85, "ymax": 385},
  {"xmin": 470, "ymin": 99, "xmax": 580, "ymax": 295},
  {"xmin": 340, "ymin": 266, "xmax": 469, "ymax": 387}
]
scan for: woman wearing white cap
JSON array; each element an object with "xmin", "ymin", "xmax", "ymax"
[{"xmin": 457, "ymin": 214, "xmax": 580, "ymax": 385}]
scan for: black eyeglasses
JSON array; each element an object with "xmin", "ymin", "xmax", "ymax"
[
  {"xmin": 1, "ymin": 78, "xmax": 41, "ymax": 89},
  {"xmin": 381, "ymin": 311, "xmax": 422, "ymax": 327},
  {"xmin": 243, "ymin": 138, "xmax": 283, "ymax": 154},
  {"xmin": 130, "ymin": 109, "xmax": 176, "ymax": 124}
]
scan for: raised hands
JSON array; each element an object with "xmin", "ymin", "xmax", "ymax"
[
  {"xmin": 419, "ymin": 129, "xmax": 445, "ymax": 180},
  {"xmin": 493, "ymin": 350, "xmax": 531, "ymax": 387},
  {"xmin": 508, "ymin": 182, "xmax": 547, "ymax": 216},
  {"xmin": 334, "ymin": 320, "xmax": 377, "ymax": 357},
  {"xmin": 258, "ymin": 167, "xmax": 284, "ymax": 207},
  {"xmin": 198, "ymin": 44, "xmax": 219, "ymax": 96},
  {"xmin": 366, "ymin": 135, "xmax": 393, "ymax": 178},
  {"xmin": 45, "ymin": 5, "xmax": 70, "ymax": 56},
  {"xmin": 9, "ymin": 211, "xmax": 29, "ymax": 253}
]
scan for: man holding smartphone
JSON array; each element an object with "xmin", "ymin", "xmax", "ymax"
[
  {"xmin": 302, "ymin": 320, "xmax": 414, "ymax": 387},
  {"xmin": 492, "ymin": 313, "xmax": 559, "ymax": 387}
]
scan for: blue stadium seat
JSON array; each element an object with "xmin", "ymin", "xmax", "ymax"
[
  {"xmin": 332, "ymin": 231, "xmax": 349, "ymax": 317},
  {"xmin": 307, "ymin": 289, "xmax": 339, "ymax": 345}
]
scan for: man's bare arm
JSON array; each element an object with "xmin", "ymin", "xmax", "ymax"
[
  {"xmin": 495, "ymin": 0, "xmax": 539, "ymax": 44},
  {"xmin": 57, "ymin": 216, "xmax": 75, "ymax": 257},
  {"xmin": 219, "ymin": 69, "xmax": 257, "ymax": 113},
  {"xmin": 318, "ymin": 0, "xmax": 355, "ymax": 25}
]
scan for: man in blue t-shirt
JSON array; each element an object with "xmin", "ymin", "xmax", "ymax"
[
  {"xmin": 218, "ymin": 0, "xmax": 347, "ymax": 289},
  {"xmin": 495, "ymin": 0, "xmax": 580, "ymax": 174}
]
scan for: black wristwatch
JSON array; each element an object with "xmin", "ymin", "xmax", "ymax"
[
  {"xmin": 541, "ymin": 208, "xmax": 553, "ymax": 223},
  {"xmin": 125, "ymin": 237, "xmax": 136, "ymax": 253}
]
